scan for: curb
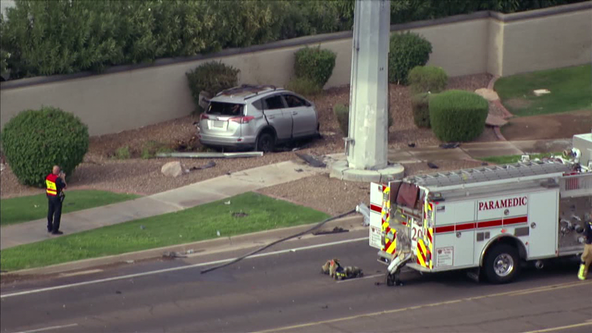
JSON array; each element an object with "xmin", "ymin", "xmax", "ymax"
[{"xmin": 1, "ymin": 215, "xmax": 365, "ymax": 277}]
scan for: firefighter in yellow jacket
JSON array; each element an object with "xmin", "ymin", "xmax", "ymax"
[{"xmin": 578, "ymin": 213, "xmax": 592, "ymax": 280}]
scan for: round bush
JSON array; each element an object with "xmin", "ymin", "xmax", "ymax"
[
  {"xmin": 294, "ymin": 46, "xmax": 336, "ymax": 88},
  {"xmin": 1, "ymin": 107, "xmax": 89, "ymax": 187},
  {"xmin": 388, "ymin": 32, "xmax": 432, "ymax": 85},
  {"xmin": 408, "ymin": 65, "xmax": 448, "ymax": 94},
  {"xmin": 429, "ymin": 90, "xmax": 488, "ymax": 142}
]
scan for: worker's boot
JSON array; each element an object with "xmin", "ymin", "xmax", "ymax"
[{"xmin": 577, "ymin": 263, "xmax": 586, "ymax": 281}]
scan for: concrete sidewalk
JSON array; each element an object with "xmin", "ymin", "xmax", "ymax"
[{"xmin": 0, "ymin": 160, "xmax": 321, "ymax": 250}]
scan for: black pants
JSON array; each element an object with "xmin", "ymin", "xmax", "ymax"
[{"xmin": 47, "ymin": 195, "xmax": 63, "ymax": 232}]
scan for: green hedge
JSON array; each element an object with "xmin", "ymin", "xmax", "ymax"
[
  {"xmin": 388, "ymin": 32, "xmax": 432, "ymax": 85},
  {"xmin": 412, "ymin": 93, "xmax": 432, "ymax": 128},
  {"xmin": 286, "ymin": 77, "xmax": 322, "ymax": 97},
  {"xmin": 408, "ymin": 66, "xmax": 448, "ymax": 94},
  {"xmin": 186, "ymin": 61, "xmax": 240, "ymax": 113},
  {"xmin": 1, "ymin": 0, "xmax": 584, "ymax": 80},
  {"xmin": 1, "ymin": 106, "xmax": 89, "ymax": 187},
  {"xmin": 429, "ymin": 90, "xmax": 488, "ymax": 142},
  {"xmin": 294, "ymin": 46, "xmax": 336, "ymax": 88}
]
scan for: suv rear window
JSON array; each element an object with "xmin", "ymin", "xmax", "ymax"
[{"xmin": 207, "ymin": 102, "xmax": 244, "ymax": 116}]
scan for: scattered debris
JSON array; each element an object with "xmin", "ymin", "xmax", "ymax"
[
  {"xmin": 321, "ymin": 305, "xmax": 329, "ymax": 309},
  {"xmin": 216, "ymin": 230, "xmax": 221, "ymax": 237},
  {"xmin": 408, "ymin": 143, "xmax": 416, "ymax": 148},
  {"xmin": 189, "ymin": 161, "xmax": 216, "ymax": 172},
  {"xmin": 295, "ymin": 153, "xmax": 326, "ymax": 168},
  {"xmin": 125, "ymin": 260, "xmax": 135, "ymax": 264},
  {"xmin": 427, "ymin": 162, "xmax": 439, "ymax": 169},
  {"xmin": 224, "ymin": 201, "xmax": 231, "ymax": 205},
  {"xmin": 533, "ymin": 89, "xmax": 551, "ymax": 96},
  {"xmin": 439, "ymin": 142, "xmax": 460, "ymax": 149},
  {"xmin": 162, "ymin": 251, "xmax": 187, "ymax": 259},
  {"xmin": 140, "ymin": 225, "xmax": 146, "ymax": 230},
  {"xmin": 161, "ymin": 161, "xmax": 184, "ymax": 178},
  {"xmin": 375, "ymin": 282, "xmax": 382, "ymax": 286},
  {"xmin": 294, "ymin": 168, "xmax": 304, "ymax": 173},
  {"xmin": 156, "ymin": 152, "xmax": 263, "ymax": 159},
  {"xmin": 116, "ymin": 290, "xmax": 122, "ymax": 294},
  {"xmin": 232, "ymin": 212, "xmax": 248, "ymax": 218},
  {"xmin": 481, "ymin": 162, "xmax": 488, "ymax": 166},
  {"xmin": 313, "ymin": 227, "xmax": 349, "ymax": 235}
]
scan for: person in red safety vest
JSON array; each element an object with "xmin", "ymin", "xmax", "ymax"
[{"xmin": 46, "ymin": 165, "xmax": 67, "ymax": 235}]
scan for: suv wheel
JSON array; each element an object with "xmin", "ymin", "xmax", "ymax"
[{"xmin": 256, "ymin": 132, "xmax": 275, "ymax": 153}]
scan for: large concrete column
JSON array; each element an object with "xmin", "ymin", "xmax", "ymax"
[{"xmin": 331, "ymin": 0, "xmax": 404, "ymax": 182}]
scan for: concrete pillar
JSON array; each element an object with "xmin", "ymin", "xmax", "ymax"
[
  {"xmin": 347, "ymin": 0, "xmax": 390, "ymax": 170},
  {"xmin": 330, "ymin": 0, "xmax": 404, "ymax": 182}
]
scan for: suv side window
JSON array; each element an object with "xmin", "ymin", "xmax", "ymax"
[
  {"xmin": 251, "ymin": 99, "xmax": 264, "ymax": 111},
  {"xmin": 284, "ymin": 94, "xmax": 308, "ymax": 108},
  {"xmin": 264, "ymin": 95, "xmax": 285, "ymax": 110}
]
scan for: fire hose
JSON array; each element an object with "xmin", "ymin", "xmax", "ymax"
[{"xmin": 200, "ymin": 209, "xmax": 357, "ymax": 274}]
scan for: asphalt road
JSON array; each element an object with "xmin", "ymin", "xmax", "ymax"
[{"xmin": 1, "ymin": 230, "xmax": 591, "ymax": 333}]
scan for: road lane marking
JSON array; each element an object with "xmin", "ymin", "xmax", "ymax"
[
  {"xmin": 522, "ymin": 321, "xmax": 592, "ymax": 333},
  {"xmin": 510, "ymin": 281, "xmax": 587, "ymax": 296},
  {"xmin": 1, "ymin": 237, "xmax": 369, "ymax": 299},
  {"xmin": 12, "ymin": 323, "xmax": 78, "ymax": 333},
  {"xmin": 254, "ymin": 281, "xmax": 592, "ymax": 333},
  {"xmin": 59, "ymin": 269, "xmax": 103, "ymax": 278},
  {"xmin": 335, "ymin": 274, "xmax": 383, "ymax": 283}
]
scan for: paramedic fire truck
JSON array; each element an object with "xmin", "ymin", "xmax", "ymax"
[{"xmin": 369, "ymin": 133, "xmax": 592, "ymax": 285}]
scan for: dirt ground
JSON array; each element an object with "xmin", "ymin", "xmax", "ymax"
[
  {"xmin": 1, "ymin": 74, "xmax": 495, "ymax": 200},
  {"xmin": 258, "ymin": 159, "xmax": 486, "ymax": 215},
  {"xmin": 501, "ymin": 110, "xmax": 592, "ymax": 141}
]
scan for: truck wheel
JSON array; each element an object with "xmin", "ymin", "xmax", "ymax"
[
  {"xmin": 255, "ymin": 132, "xmax": 275, "ymax": 153},
  {"xmin": 483, "ymin": 244, "xmax": 521, "ymax": 284}
]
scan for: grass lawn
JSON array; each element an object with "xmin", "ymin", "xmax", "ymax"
[
  {"xmin": 479, "ymin": 152, "xmax": 561, "ymax": 165},
  {"xmin": 0, "ymin": 192, "xmax": 329, "ymax": 272},
  {"xmin": 494, "ymin": 64, "xmax": 592, "ymax": 116},
  {"xmin": 1, "ymin": 190, "xmax": 140, "ymax": 226}
]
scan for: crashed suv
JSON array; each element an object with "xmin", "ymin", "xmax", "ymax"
[{"xmin": 197, "ymin": 85, "xmax": 320, "ymax": 152}]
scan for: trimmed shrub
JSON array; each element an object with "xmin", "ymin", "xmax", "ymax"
[
  {"xmin": 294, "ymin": 46, "xmax": 337, "ymax": 88},
  {"xmin": 334, "ymin": 104, "xmax": 349, "ymax": 136},
  {"xmin": 186, "ymin": 61, "xmax": 240, "ymax": 113},
  {"xmin": 1, "ymin": 106, "xmax": 89, "ymax": 187},
  {"xmin": 333, "ymin": 104, "xmax": 393, "ymax": 137},
  {"xmin": 388, "ymin": 32, "xmax": 432, "ymax": 85},
  {"xmin": 412, "ymin": 93, "xmax": 432, "ymax": 128},
  {"xmin": 429, "ymin": 90, "xmax": 489, "ymax": 142},
  {"xmin": 408, "ymin": 66, "xmax": 448, "ymax": 94},
  {"xmin": 286, "ymin": 77, "xmax": 323, "ymax": 97}
]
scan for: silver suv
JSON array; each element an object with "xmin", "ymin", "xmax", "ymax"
[{"xmin": 197, "ymin": 85, "xmax": 320, "ymax": 152}]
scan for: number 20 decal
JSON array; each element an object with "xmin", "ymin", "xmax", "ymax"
[{"xmin": 412, "ymin": 228, "xmax": 424, "ymax": 241}]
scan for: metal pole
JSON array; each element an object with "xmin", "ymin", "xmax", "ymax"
[{"xmin": 347, "ymin": 0, "xmax": 391, "ymax": 170}]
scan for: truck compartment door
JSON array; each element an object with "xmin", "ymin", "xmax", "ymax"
[{"xmin": 527, "ymin": 190, "xmax": 559, "ymax": 258}]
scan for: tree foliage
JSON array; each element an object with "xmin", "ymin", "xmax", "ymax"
[{"xmin": 0, "ymin": 0, "xmax": 585, "ymax": 80}]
